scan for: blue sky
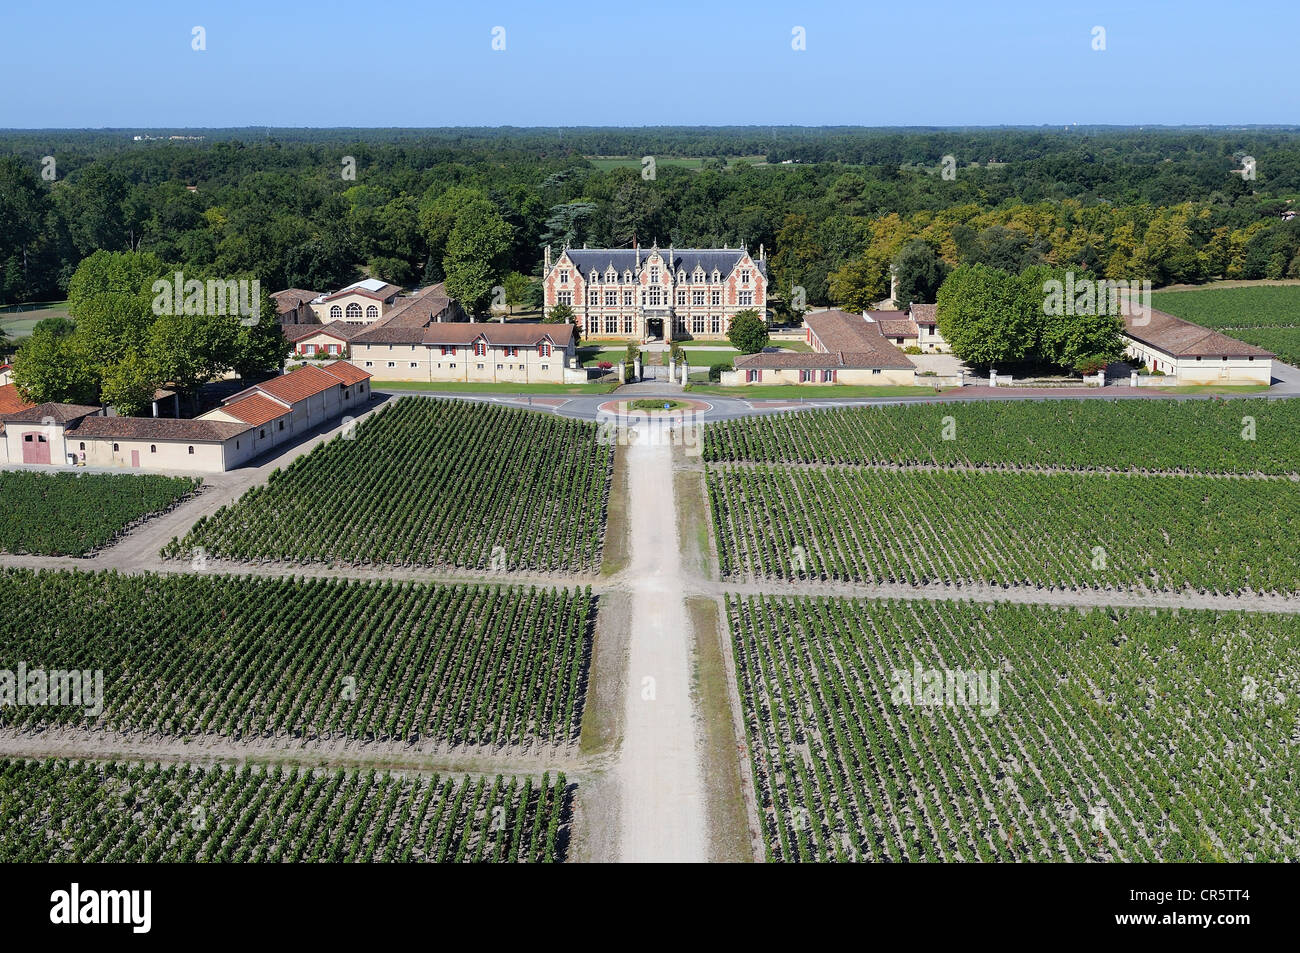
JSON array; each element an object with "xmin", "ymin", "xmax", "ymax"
[{"xmin": 1, "ymin": 0, "xmax": 1295, "ymax": 127}]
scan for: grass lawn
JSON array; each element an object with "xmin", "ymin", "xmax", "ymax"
[
  {"xmin": 0, "ymin": 300, "xmax": 72, "ymax": 340},
  {"xmin": 687, "ymin": 384, "xmax": 949, "ymax": 398},
  {"xmin": 668, "ymin": 350, "xmax": 739, "ymax": 367},
  {"xmin": 578, "ymin": 347, "xmax": 629, "ymax": 367},
  {"xmin": 372, "ymin": 380, "xmax": 619, "ymax": 395},
  {"xmin": 626, "ymin": 398, "xmax": 692, "ymax": 411}
]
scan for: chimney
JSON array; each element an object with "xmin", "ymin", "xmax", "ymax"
[{"xmin": 759, "ymin": 243, "xmax": 765, "ymax": 262}]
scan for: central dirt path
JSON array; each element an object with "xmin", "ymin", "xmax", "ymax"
[{"xmin": 617, "ymin": 424, "xmax": 706, "ymax": 862}]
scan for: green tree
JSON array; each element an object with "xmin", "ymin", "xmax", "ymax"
[
  {"xmin": 11, "ymin": 328, "xmax": 98, "ymax": 405},
  {"xmin": 230, "ymin": 295, "xmax": 291, "ymax": 380},
  {"xmin": 502, "ymin": 272, "xmax": 534, "ymax": 314},
  {"xmin": 31, "ymin": 316, "xmax": 76, "ymax": 338},
  {"xmin": 147, "ymin": 313, "xmax": 237, "ymax": 398},
  {"xmin": 934, "ymin": 265, "xmax": 1035, "ymax": 368},
  {"xmin": 727, "ymin": 308, "xmax": 769, "ymax": 354},
  {"xmin": 442, "ymin": 200, "xmax": 513, "ymax": 315},
  {"xmin": 892, "ymin": 239, "xmax": 950, "ymax": 307},
  {"xmin": 100, "ymin": 349, "xmax": 162, "ymax": 417},
  {"xmin": 545, "ymin": 302, "xmax": 574, "ymax": 324}
]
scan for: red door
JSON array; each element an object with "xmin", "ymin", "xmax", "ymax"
[
  {"xmin": 21, "ymin": 432, "xmax": 50, "ymax": 465},
  {"xmin": 131, "ymin": 450, "xmax": 140, "ymax": 468}
]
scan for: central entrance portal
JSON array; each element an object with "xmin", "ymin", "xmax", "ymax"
[{"xmin": 645, "ymin": 317, "xmax": 663, "ymax": 341}]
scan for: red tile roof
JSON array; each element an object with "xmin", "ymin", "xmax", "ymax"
[
  {"xmin": 245, "ymin": 364, "xmax": 343, "ymax": 404},
  {"xmin": 220, "ymin": 393, "xmax": 291, "ymax": 427},
  {"xmin": 1123, "ymin": 309, "xmax": 1274, "ymax": 359},
  {"xmin": 69, "ymin": 416, "xmax": 250, "ymax": 441},
  {"xmin": 802, "ymin": 311, "xmax": 914, "ymax": 368},
  {"xmin": 320, "ymin": 361, "xmax": 371, "ymax": 386},
  {"xmin": 0, "ymin": 383, "xmax": 31, "ymax": 416}
]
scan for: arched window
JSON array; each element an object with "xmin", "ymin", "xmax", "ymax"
[
  {"xmin": 346, "ymin": 303, "xmax": 363, "ymax": 321},
  {"xmin": 188, "ymin": 446, "xmax": 195, "ymax": 454},
  {"xmin": 366, "ymin": 305, "xmax": 378, "ymax": 319},
  {"xmin": 150, "ymin": 445, "xmax": 157, "ymax": 453},
  {"xmin": 330, "ymin": 305, "xmax": 342, "ymax": 319},
  {"xmin": 112, "ymin": 443, "xmax": 119, "ymax": 452}
]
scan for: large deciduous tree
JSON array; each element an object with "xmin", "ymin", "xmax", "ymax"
[{"xmin": 442, "ymin": 199, "xmax": 513, "ymax": 315}]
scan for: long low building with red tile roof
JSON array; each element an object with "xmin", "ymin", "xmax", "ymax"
[
  {"xmin": 1, "ymin": 363, "xmax": 372, "ymax": 473},
  {"xmin": 725, "ymin": 309, "xmax": 917, "ymax": 386},
  {"xmin": 349, "ymin": 320, "xmax": 578, "ymax": 384},
  {"xmin": 1122, "ymin": 308, "xmax": 1273, "ymax": 384}
]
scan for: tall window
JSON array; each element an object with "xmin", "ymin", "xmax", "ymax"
[
  {"xmin": 741, "ymin": 271, "xmax": 750, "ymax": 286},
  {"xmin": 693, "ymin": 290, "xmax": 705, "ymax": 306},
  {"xmin": 710, "ymin": 315, "xmax": 721, "ymax": 334},
  {"xmin": 676, "ymin": 289, "xmax": 687, "ymax": 306},
  {"xmin": 605, "ymin": 315, "xmax": 618, "ymax": 334},
  {"xmin": 475, "ymin": 341, "xmax": 487, "ymax": 357},
  {"xmin": 539, "ymin": 343, "xmax": 552, "ymax": 357},
  {"xmin": 650, "ymin": 265, "xmax": 659, "ymax": 282},
  {"xmin": 605, "ymin": 290, "xmax": 617, "ymax": 306},
  {"xmin": 623, "ymin": 316, "xmax": 634, "ymax": 334},
  {"xmin": 559, "ymin": 271, "xmax": 569, "ymax": 284},
  {"xmin": 649, "ymin": 289, "xmax": 662, "ymax": 306},
  {"xmin": 692, "ymin": 316, "xmax": 705, "ymax": 334},
  {"xmin": 623, "ymin": 290, "xmax": 634, "ymax": 306},
  {"xmin": 589, "ymin": 290, "xmax": 599, "ymax": 305},
  {"xmin": 711, "ymin": 290, "xmax": 721, "ymax": 306}
]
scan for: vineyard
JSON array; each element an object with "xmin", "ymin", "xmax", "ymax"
[
  {"xmin": 728, "ymin": 594, "xmax": 1300, "ymax": 862},
  {"xmin": 702, "ymin": 399, "xmax": 1300, "ymax": 474},
  {"xmin": 164, "ymin": 397, "xmax": 612, "ymax": 572},
  {"xmin": 1151, "ymin": 286, "xmax": 1300, "ymax": 329},
  {"xmin": 0, "ymin": 759, "xmax": 569, "ymax": 862},
  {"xmin": 0, "ymin": 471, "xmax": 200, "ymax": 557},
  {"xmin": 708, "ymin": 465, "xmax": 1300, "ymax": 593},
  {"xmin": 1153, "ymin": 286, "xmax": 1300, "ymax": 366},
  {"xmin": 0, "ymin": 570, "xmax": 592, "ymax": 745}
]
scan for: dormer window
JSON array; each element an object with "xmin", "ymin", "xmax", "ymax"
[
  {"xmin": 606, "ymin": 269, "xmax": 616, "ymax": 282},
  {"xmin": 711, "ymin": 270, "xmax": 721, "ymax": 282},
  {"xmin": 693, "ymin": 268, "xmax": 705, "ymax": 282},
  {"xmin": 677, "ymin": 270, "xmax": 686, "ymax": 283},
  {"xmin": 475, "ymin": 341, "xmax": 487, "ymax": 357},
  {"xmin": 623, "ymin": 270, "xmax": 632, "ymax": 283},
  {"xmin": 590, "ymin": 270, "xmax": 599, "ymax": 283}
]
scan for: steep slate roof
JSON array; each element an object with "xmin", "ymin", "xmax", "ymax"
[
  {"xmin": 220, "ymin": 393, "xmax": 291, "ymax": 427},
  {"xmin": 0, "ymin": 402, "xmax": 101, "ymax": 424},
  {"xmin": 562, "ymin": 247, "xmax": 768, "ymax": 280},
  {"xmin": 801, "ymin": 310, "xmax": 915, "ymax": 369},
  {"xmin": 1123, "ymin": 309, "xmax": 1273, "ymax": 358},
  {"xmin": 909, "ymin": 303, "xmax": 938, "ymax": 326},
  {"xmin": 69, "ymin": 416, "xmax": 251, "ymax": 442}
]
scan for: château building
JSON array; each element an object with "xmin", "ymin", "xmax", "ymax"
[{"xmin": 542, "ymin": 240, "xmax": 768, "ymax": 341}]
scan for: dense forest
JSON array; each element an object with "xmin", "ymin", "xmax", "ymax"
[{"xmin": 2, "ymin": 126, "xmax": 1299, "ymax": 316}]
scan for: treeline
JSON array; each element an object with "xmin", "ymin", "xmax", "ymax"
[{"xmin": 2, "ymin": 127, "xmax": 1299, "ymax": 315}]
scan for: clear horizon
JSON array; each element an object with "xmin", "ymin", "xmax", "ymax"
[{"xmin": 2, "ymin": 0, "xmax": 1296, "ymax": 128}]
